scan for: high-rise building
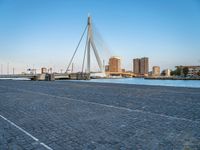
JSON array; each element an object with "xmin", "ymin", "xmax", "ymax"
[
  {"xmin": 133, "ymin": 58, "xmax": 140, "ymax": 74},
  {"xmin": 152, "ymin": 66, "xmax": 160, "ymax": 76},
  {"xmin": 109, "ymin": 56, "xmax": 121, "ymax": 72},
  {"xmin": 140, "ymin": 57, "xmax": 149, "ymax": 75},
  {"xmin": 133, "ymin": 57, "xmax": 149, "ymax": 75}
]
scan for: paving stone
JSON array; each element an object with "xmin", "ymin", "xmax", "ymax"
[{"xmin": 0, "ymin": 80, "xmax": 200, "ymax": 149}]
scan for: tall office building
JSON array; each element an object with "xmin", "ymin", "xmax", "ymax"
[
  {"xmin": 133, "ymin": 57, "xmax": 149, "ymax": 75},
  {"xmin": 133, "ymin": 58, "xmax": 140, "ymax": 74},
  {"xmin": 109, "ymin": 56, "xmax": 121, "ymax": 72},
  {"xmin": 140, "ymin": 57, "xmax": 149, "ymax": 74}
]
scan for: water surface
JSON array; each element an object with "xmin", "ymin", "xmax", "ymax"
[{"xmin": 84, "ymin": 78, "xmax": 200, "ymax": 88}]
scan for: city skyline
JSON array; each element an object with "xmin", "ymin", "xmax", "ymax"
[{"xmin": 0, "ymin": 0, "xmax": 200, "ymax": 74}]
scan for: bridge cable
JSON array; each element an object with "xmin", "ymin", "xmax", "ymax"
[{"xmin": 66, "ymin": 24, "xmax": 88, "ymax": 73}]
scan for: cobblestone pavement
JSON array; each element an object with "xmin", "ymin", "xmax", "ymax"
[{"xmin": 0, "ymin": 80, "xmax": 200, "ymax": 150}]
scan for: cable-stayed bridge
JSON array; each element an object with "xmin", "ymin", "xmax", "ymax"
[
  {"xmin": 66, "ymin": 16, "xmax": 110, "ymax": 77},
  {"xmin": 0, "ymin": 16, "xmax": 110, "ymax": 80}
]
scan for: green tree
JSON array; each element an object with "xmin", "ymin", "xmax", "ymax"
[
  {"xmin": 197, "ymin": 71, "xmax": 200, "ymax": 76},
  {"xmin": 170, "ymin": 70, "xmax": 175, "ymax": 76},
  {"xmin": 171, "ymin": 67, "xmax": 181, "ymax": 76},
  {"xmin": 175, "ymin": 67, "xmax": 181, "ymax": 76},
  {"xmin": 161, "ymin": 70, "xmax": 166, "ymax": 76},
  {"xmin": 183, "ymin": 67, "xmax": 189, "ymax": 77}
]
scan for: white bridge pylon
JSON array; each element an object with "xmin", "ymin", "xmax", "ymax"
[
  {"xmin": 86, "ymin": 16, "xmax": 103, "ymax": 73},
  {"xmin": 66, "ymin": 16, "xmax": 104, "ymax": 74}
]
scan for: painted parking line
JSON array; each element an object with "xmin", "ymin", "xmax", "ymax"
[{"xmin": 0, "ymin": 114, "xmax": 53, "ymax": 150}]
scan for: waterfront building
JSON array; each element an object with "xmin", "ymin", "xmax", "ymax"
[
  {"xmin": 109, "ymin": 56, "xmax": 121, "ymax": 72},
  {"xmin": 133, "ymin": 58, "xmax": 140, "ymax": 74},
  {"xmin": 122, "ymin": 69, "xmax": 125, "ymax": 72},
  {"xmin": 176, "ymin": 66, "xmax": 200, "ymax": 76},
  {"xmin": 164, "ymin": 69, "xmax": 171, "ymax": 76},
  {"xmin": 41, "ymin": 67, "xmax": 47, "ymax": 74},
  {"xmin": 133, "ymin": 57, "xmax": 149, "ymax": 75},
  {"xmin": 152, "ymin": 66, "xmax": 160, "ymax": 76},
  {"xmin": 140, "ymin": 57, "xmax": 149, "ymax": 75}
]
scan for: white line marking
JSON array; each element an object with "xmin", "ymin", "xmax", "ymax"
[
  {"xmin": 40, "ymin": 142, "xmax": 53, "ymax": 150},
  {"xmin": 0, "ymin": 114, "xmax": 53, "ymax": 150}
]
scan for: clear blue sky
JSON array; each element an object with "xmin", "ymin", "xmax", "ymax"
[{"xmin": 0, "ymin": 0, "xmax": 200, "ymax": 73}]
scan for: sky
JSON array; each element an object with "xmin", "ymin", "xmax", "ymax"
[{"xmin": 0, "ymin": 0, "xmax": 200, "ymax": 74}]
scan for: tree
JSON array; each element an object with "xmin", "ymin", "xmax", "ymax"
[
  {"xmin": 183, "ymin": 67, "xmax": 189, "ymax": 77},
  {"xmin": 175, "ymin": 67, "xmax": 181, "ymax": 76},
  {"xmin": 197, "ymin": 71, "xmax": 200, "ymax": 76},
  {"xmin": 161, "ymin": 70, "xmax": 166, "ymax": 76},
  {"xmin": 170, "ymin": 70, "xmax": 175, "ymax": 76},
  {"xmin": 171, "ymin": 67, "xmax": 181, "ymax": 76}
]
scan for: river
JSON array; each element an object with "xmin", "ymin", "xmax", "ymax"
[
  {"xmin": 1, "ymin": 77, "xmax": 200, "ymax": 88},
  {"xmin": 83, "ymin": 78, "xmax": 200, "ymax": 88}
]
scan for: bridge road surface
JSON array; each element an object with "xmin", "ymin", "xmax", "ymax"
[{"xmin": 0, "ymin": 80, "xmax": 200, "ymax": 150}]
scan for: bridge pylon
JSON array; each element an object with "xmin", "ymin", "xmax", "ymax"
[
  {"xmin": 86, "ymin": 16, "xmax": 103, "ymax": 73},
  {"xmin": 66, "ymin": 16, "xmax": 104, "ymax": 76}
]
